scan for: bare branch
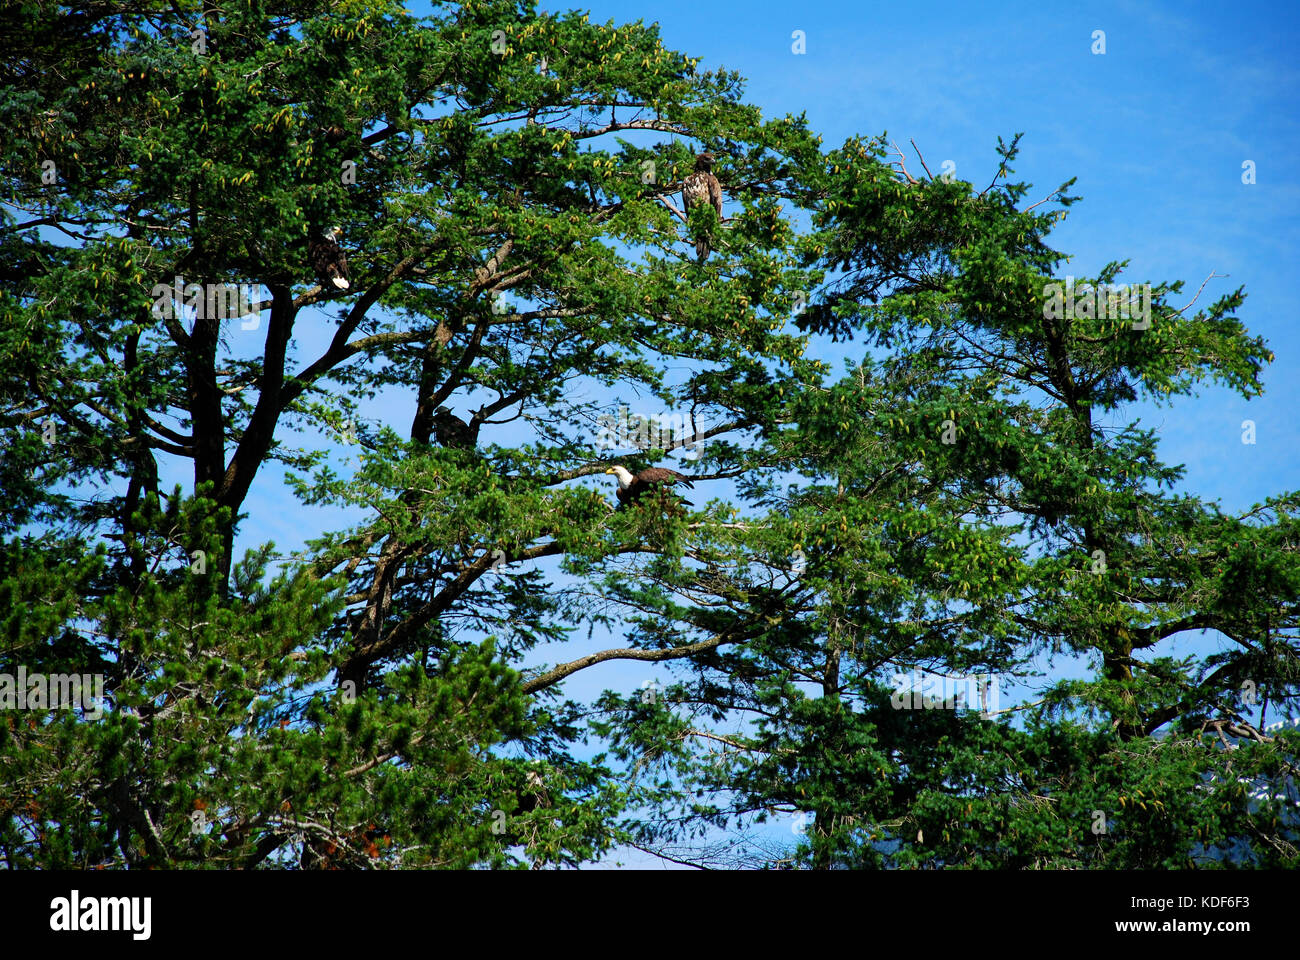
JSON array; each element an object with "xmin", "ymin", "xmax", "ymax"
[
  {"xmin": 909, "ymin": 138, "xmax": 935, "ymax": 181},
  {"xmin": 888, "ymin": 140, "xmax": 918, "ymax": 185}
]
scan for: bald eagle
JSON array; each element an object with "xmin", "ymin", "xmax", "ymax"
[
  {"xmin": 516, "ymin": 769, "xmax": 549, "ymax": 814},
  {"xmin": 605, "ymin": 464, "xmax": 695, "ymax": 510},
  {"xmin": 308, "ymin": 225, "xmax": 350, "ymax": 290},
  {"xmin": 682, "ymin": 152, "xmax": 723, "ymax": 262},
  {"xmin": 433, "ymin": 406, "xmax": 478, "ymax": 450}
]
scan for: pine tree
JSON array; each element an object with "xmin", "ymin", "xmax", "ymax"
[{"xmin": 1, "ymin": 2, "xmax": 1294, "ymax": 870}]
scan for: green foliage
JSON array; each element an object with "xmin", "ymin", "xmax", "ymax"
[{"xmin": 1, "ymin": 1, "xmax": 1295, "ymax": 869}]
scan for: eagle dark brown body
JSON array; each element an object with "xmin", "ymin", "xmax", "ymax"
[
  {"xmin": 433, "ymin": 407, "xmax": 478, "ymax": 450},
  {"xmin": 309, "ymin": 225, "xmax": 351, "ymax": 290},
  {"xmin": 606, "ymin": 464, "xmax": 695, "ymax": 510}
]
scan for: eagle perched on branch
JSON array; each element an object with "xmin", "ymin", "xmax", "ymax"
[
  {"xmin": 308, "ymin": 225, "xmax": 350, "ymax": 291},
  {"xmin": 605, "ymin": 464, "xmax": 695, "ymax": 510},
  {"xmin": 682, "ymin": 152, "xmax": 723, "ymax": 262},
  {"xmin": 433, "ymin": 406, "xmax": 478, "ymax": 450}
]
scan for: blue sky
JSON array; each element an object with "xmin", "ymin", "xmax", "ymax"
[
  {"xmin": 560, "ymin": 0, "xmax": 1300, "ymax": 512},
  {"xmin": 112, "ymin": 0, "xmax": 1300, "ymax": 865}
]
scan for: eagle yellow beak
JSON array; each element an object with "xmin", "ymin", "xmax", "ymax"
[{"xmin": 604, "ymin": 468, "xmax": 616, "ymax": 474}]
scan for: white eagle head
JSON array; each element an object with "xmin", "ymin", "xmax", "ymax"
[{"xmin": 605, "ymin": 465, "xmax": 636, "ymax": 488}]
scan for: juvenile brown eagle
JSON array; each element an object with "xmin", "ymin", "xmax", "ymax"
[
  {"xmin": 309, "ymin": 225, "xmax": 350, "ymax": 290},
  {"xmin": 682, "ymin": 152, "xmax": 723, "ymax": 262},
  {"xmin": 605, "ymin": 464, "xmax": 695, "ymax": 510}
]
